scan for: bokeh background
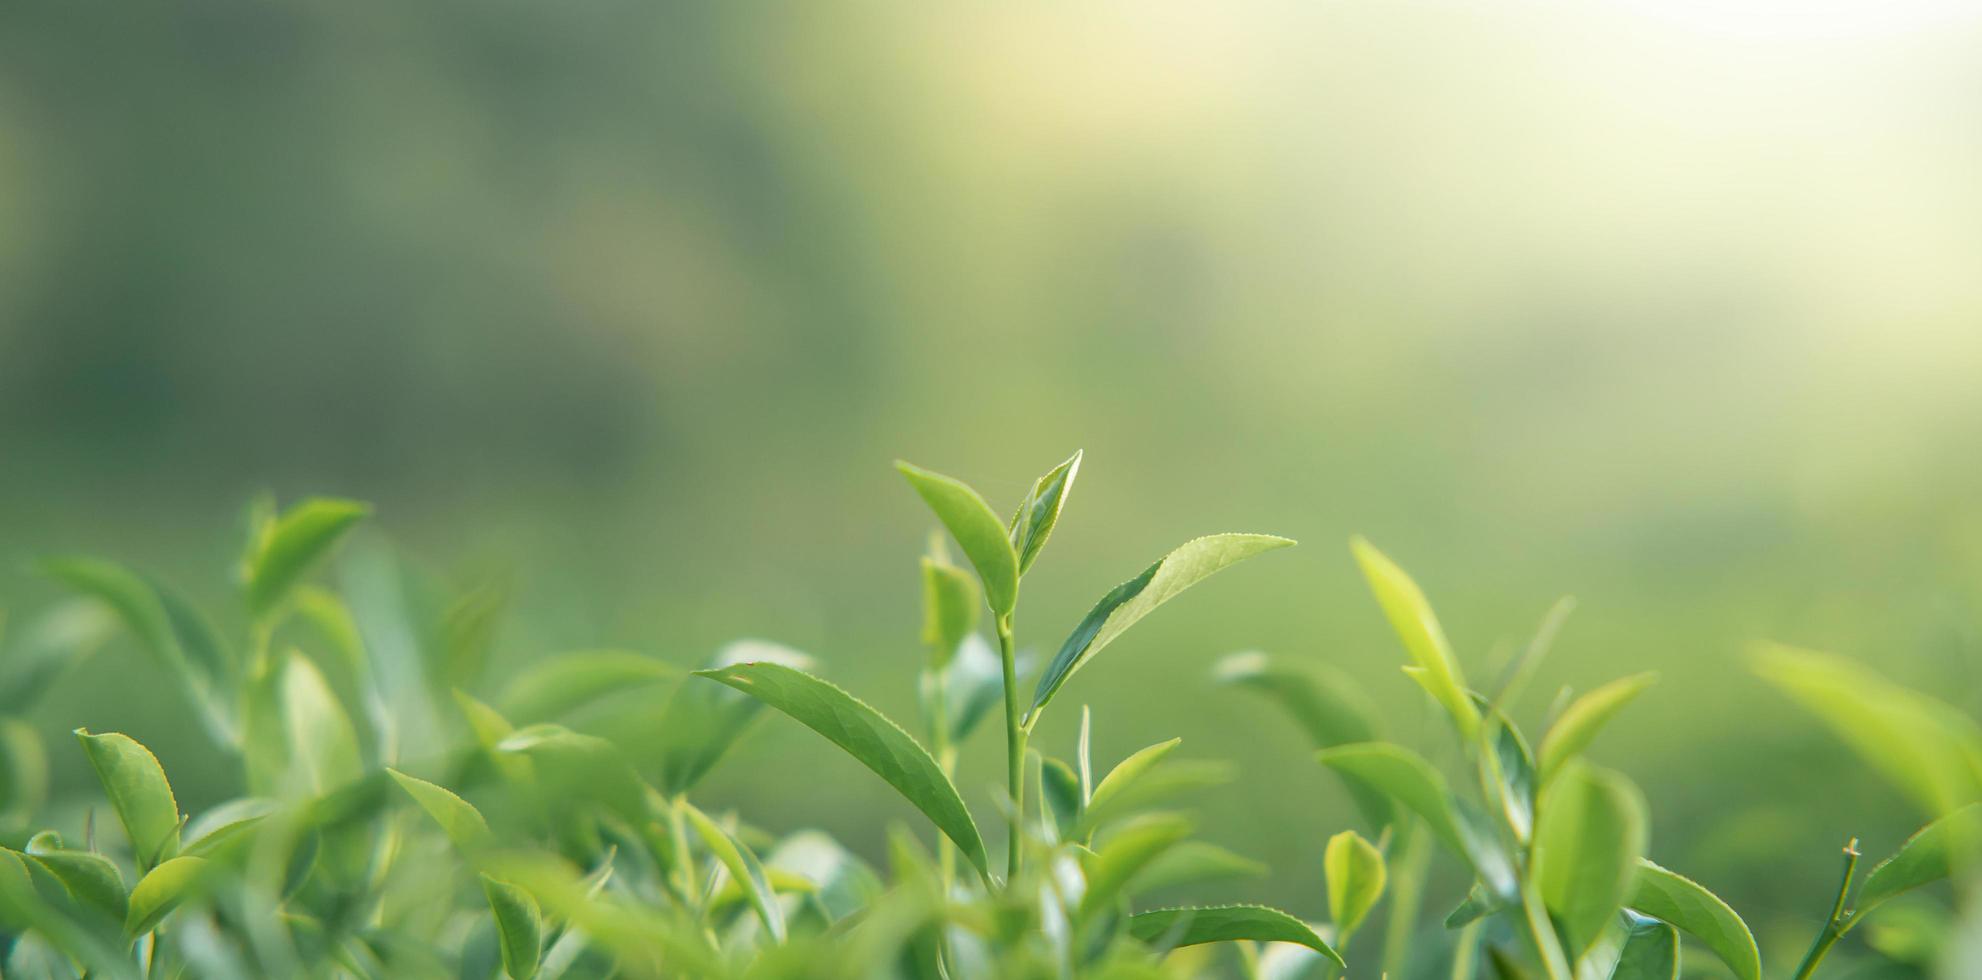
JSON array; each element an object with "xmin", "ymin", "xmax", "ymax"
[{"xmin": 6, "ymin": 0, "xmax": 1982, "ymax": 958}]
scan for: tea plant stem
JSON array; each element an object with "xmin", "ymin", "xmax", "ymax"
[
  {"xmin": 997, "ymin": 614, "xmax": 1026, "ymax": 882},
  {"xmin": 1790, "ymin": 838, "xmax": 1859, "ymax": 980}
]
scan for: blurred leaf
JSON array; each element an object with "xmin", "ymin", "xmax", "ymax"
[
  {"xmin": 437, "ymin": 575, "xmax": 511, "ymax": 690},
  {"xmin": 1031, "ymin": 533, "xmax": 1295, "ymax": 719},
  {"xmin": 1077, "ymin": 813, "xmax": 1193, "ymax": 921},
  {"xmin": 292, "ymin": 587, "xmax": 389, "ymax": 766},
  {"xmin": 498, "ymin": 650, "xmax": 675, "ymax": 725},
  {"xmin": 921, "ymin": 549, "xmax": 981, "ymax": 670},
  {"xmin": 1077, "ymin": 759, "xmax": 1232, "ymax": 837},
  {"xmin": 921, "ymin": 634, "xmax": 1009, "ymax": 745},
  {"xmin": 481, "ymin": 875, "xmax": 544, "ymax": 980},
  {"xmin": 1608, "ymin": 911, "xmax": 1678, "ymax": 980},
  {"xmin": 1324, "ymin": 830, "xmax": 1386, "ymax": 940},
  {"xmin": 75, "ymin": 729, "xmax": 180, "ymax": 870},
  {"xmin": 40, "ymin": 558, "xmax": 235, "ymax": 743},
  {"xmin": 1489, "ymin": 597, "xmax": 1576, "ymax": 714},
  {"xmin": 1446, "ymin": 884, "xmax": 1505, "ymax": 929},
  {"xmin": 388, "ymin": 769, "xmax": 493, "ymax": 852},
  {"xmin": 1350, "ymin": 537, "xmax": 1480, "ymax": 740},
  {"xmin": 496, "ymin": 725, "xmax": 649, "ymax": 828},
  {"xmin": 1007, "ymin": 450, "xmax": 1081, "ymax": 576},
  {"xmin": 242, "ymin": 498, "xmax": 370, "ymax": 620},
  {"xmin": 0, "ymin": 600, "xmax": 117, "ymax": 714},
  {"xmin": 1316, "ymin": 743, "xmax": 1465, "ymax": 862},
  {"xmin": 1125, "ymin": 841, "xmax": 1267, "ymax": 897},
  {"xmin": 125, "ymin": 855, "xmax": 211, "ymax": 935},
  {"xmin": 652, "ymin": 640, "xmax": 813, "ymax": 795},
  {"xmin": 1752, "ymin": 643, "xmax": 1982, "ymax": 815},
  {"xmin": 693, "ymin": 661, "xmax": 989, "ymax": 879},
  {"xmin": 485, "ymin": 852, "xmax": 720, "ymax": 978},
  {"xmin": 279, "ymin": 650, "xmax": 365, "ymax": 796},
  {"xmin": 1532, "ymin": 762, "xmax": 1647, "ymax": 957},
  {"xmin": 1627, "ymin": 860, "xmax": 1759, "ymax": 980},
  {"xmin": 0, "ymin": 718, "xmax": 48, "ymax": 822},
  {"xmin": 1536, "ymin": 673, "xmax": 1658, "ymax": 781},
  {"xmin": 895, "ymin": 461, "xmax": 1019, "ymax": 617},
  {"xmin": 684, "ymin": 803, "xmax": 786, "ymax": 943},
  {"xmin": 1856, "ymin": 804, "xmax": 1982, "ymax": 916},
  {"xmin": 1040, "ymin": 756, "xmax": 1083, "ymax": 842},
  {"xmin": 1127, "ymin": 904, "xmax": 1343, "ymax": 966}
]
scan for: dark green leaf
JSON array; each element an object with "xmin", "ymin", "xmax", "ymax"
[
  {"xmin": 1127, "ymin": 904, "xmax": 1344, "ymax": 967},
  {"xmin": 75, "ymin": 729, "xmax": 180, "ymax": 870},
  {"xmin": 1031, "ymin": 533, "xmax": 1295, "ymax": 719},
  {"xmin": 1007, "ymin": 450, "xmax": 1081, "ymax": 576},
  {"xmin": 693, "ymin": 661, "xmax": 989, "ymax": 878},
  {"xmin": 895, "ymin": 461, "xmax": 1019, "ymax": 617}
]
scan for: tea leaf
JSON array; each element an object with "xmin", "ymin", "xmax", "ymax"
[
  {"xmin": 684, "ymin": 803, "xmax": 787, "ymax": 943},
  {"xmin": 1628, "ymin": 860, "xmax": 1760, "ymax": 980},
  {"xmin": 481, "ymin": 875, "xmax": 544, "ymax": 980},
  {"xmin": 125, "ymin": 855, "xmax": 211, "ymax": 935},
  {"xmin": 1128, "ymin": 841, "xmax": 1267, "ymax": 897},
  {"xmin": 1215, "ymin": 651, "xmax": 1395, "ymax": 828},
  {"xmin": 1077, "ymin": 813, "xmax": 1193, "ymax": 920},
  {"xmin": 1317, "ymin": 743, "xmax": 1465, "ymax": 861},
  {"xmin": 1751, "ymin": 643, "xmax": 1982, "ymax": 815},
  {"xmin": 693, "ymin": 660, "xmax": 989, "ymax": 878},
  {"xmin": 387, "ymin": 769, "xmax": 493, "ymax": 852},
  {"xmin": 243, "ymin": 498, "xmax": 370, "ymax": 620},
  {"xmin": 1856, "ymin": 804, "xmax": 1982, "ymax": 916},
  {"xmin": 1609, "ymin": 911, "xmax": 1679, "ymax": 980},
  {"xmin": 75, "ymin": 729, "xmax": 180, "ymax": 870},
  {"xmin": 1350, "ymin": 537, "xmax": 1480, "ymax": 740},
  {"xmin": 920, "ymin": 553, "xmax": 980, "ymax": 669},
  {"xmin": 896, "ymin": 461, "xmax": 1019, "ymax": 617},
  {"xmin": 0, "ymin": 601, "xmax": 118, "ymax": 715},
  {"xmin": 1325, "ymin": 830, "xmax": 1387, "ymax": 940},
  {"xmin": 1532, "ymin": 762, "xmax": 1647, "ymax": 957},
  {"xmin": 1031, "ymin": 533, "xmax": 1295, "ymax": 719},
  {"xmin": 498, "ymin": 649, "xmax": 676, "ymax": 724},
  {"xmin": 922, "ymin": 634, "xmax": 1008, "ymax": 744},
  {"xmin": 1008, "ymin": 450, "xmax": 1082, "ymax": 576},
  {"xmin": 1086, "ymin": 738, "xmax": 1182, "ymax": 823},
  {"xmin": 653, "ymin": 640, "xmax": 813, "ymax": 795},
  {"xmin": 1536, "ymin": 672, "xmax": 1658, "ymax": 781},
  {"xmin": 24, "ymin": 849, "xmax": 127, "ymax": 921},
  {"xmin": 39, "ymin": 560, "xmax": 235, "ymax": 743},
  {"xmin": 280, "ymin": 651, "xmax": 365, "ymax": 797},
  {"xmin": 1127, "ymin": 904, "xmax": 1344, "ymax": 966}
]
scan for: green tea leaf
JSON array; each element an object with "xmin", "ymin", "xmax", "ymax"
[
  {"xmin": 75, "ymin": 729, "xmax": 180, "ymax": 870},
  {"xmin": 1751, "ymin": 643, "xmax": 1982, "ymax": 815},
  {"xmin": 1627, "ymin": 860, "xmax": 1759, "ymax": 980},
  {"xmin": 1077, "ymin": 760, "xmax": 1233, "ymax": 838},
  {"xmin": 895, "ymin": 461, "xmax": 1019, "ymax": 617},
  {"xmin": 1857, "ymin": 805, "xmax": 1982, "ymax": 916},
  {"xmin": 1085, "ymin": 738, "xmax": 1181, "ymax": 824},
  {"xmin": 1077, "ymin": 813, "xmax": 1193, "ymax": 920},
  {"xmin": 652, "ymin": 640, "xmax": 813, "ymax": 795},
  {"xmin": 693, "ymin": 661, "xmax": 989, "ymax": 878},
  {"xmin": 1127, "ymin": 841, "xmax": 1267, "ymax": 897},
  {"xmin": 242, "ymin": 498, "xmax": 370, "ymax": 620},
  {"xmin": 1446, "ymin": 884, "xmax": 1505, "ymax": 929},
  {"xmin": 387, "ymin": 769, "xmax": 493, "ymax": 851},
  {"xmin": 1325, "ymin": 829, "xmax": 1386, "ymax": 940},
  {"xmin": 1531, "ymin": 762, "xmax": 1648, "ymax": 957},
  {"xmin": 1127, "ymin": 904, "xmax": 1344, "ymax": 967},
  {"xmin": 920, "ymin": 552, "xmax": 981, "ymax": 669},
  {"xmin": 279, "ymin": 650, "xmax": 365, "ymax": 797},
  {"xmin": 498, "ymin": 649, "xmax": 676, "ymax": 725},
  {"xmin": 1031, "ymin": 533, "xmax": 1295, "ymax": 719},
  {"xmin": 125, "ymin": 855, "xmax": 211, "ymax": 935},
  {"xmin": 1536, "ymin": 673, "xmax": 1658, "ymax": 781},
  {"xmin": 1317, "ymin": 743, "xmax": 1465, "ymax": 861},
  {"xmin": 922, "ymin": 634, "xmax": 1009, "ymax": 745},
  {"xmin": 683, "ymin": 803, "xmax": 786, "ymax": 943},
  {"xmin": 40, "ymin": 560, "xmax": 235, "ymax": 743},
  {"xmin": 481, "ymin": 875, "xmax": 544, "ymax": 980},
  {"xmin": 1349, "ymin": 537, "xmax": 1480, "ymax": 740},
  {"xmin": 1609, "ymin": 911, "xmax": 1679, "ymax": 980},
  {"xmin": 1007, "ymin": 450, "xmax": 1081, "ymax": 576},
  {"xmin": 24, "ymin": 849, "xmax": 127, "ymax": 921}
]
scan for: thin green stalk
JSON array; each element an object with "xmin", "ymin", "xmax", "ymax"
[
  {"xmin": 1790, "ymin": 839, "xmax": 1860, "ymax": 980},
  {"xmin": 997, "ymin": 615, "xmax": 1026, "ymax": 882}
]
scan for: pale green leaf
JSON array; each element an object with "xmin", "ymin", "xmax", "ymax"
[
  {"xmin": 387, "ymin": 769, "xmax": 493, "ymax": 851},
  {"xmin": 693, "ymin": 661, "xmax": 989, "ymax": 878},
  {"xmin": 1532, "ymin": 762, "xmax": 1647, "ymax": 957},
  {"xmin": 1086, "ymin": 738, "xmax": 1181, "ymax": 823},
  {"xmin": 683, "ymin": 803, "xmax": 786, "ymax": 943},
  {"xmin": 242, "ymin": 498, "xmax": 370, "ymax": 620},
  {"xmin": 1077, "ymin": 813, "xmax": 1193, "ymax": 920},
  {"xmin": 896, "ymin": 461, "xmax": 1019, "ymax": 617},
  {"xmin": 1325, "ymin": 829, "xmax": 1387, "ymax": 940},
  {"xmin": 920, "ymin": 552, "xmax": 981, "ymax": 669},
  {"xmin": 279, "ymin": 650, "xmax": 365, "ymax": 797},
  {"xmin": 482, "ymin": 875, "xmax": 543, "ymax": 980},
  {"xmin": 1008, "ymin": 450, "xmax": 1082, "ymax": 576},
  {"xmin": 1536, "ymin": 673, "xmax": 1658, "ymax": 780},
  {"xmin": 1127, "ymin": 904, "xmax": 1344, "ymax": 967},
  {"xmin": 1627, "ymin": 860, "xmax": 1760, "ymax": 980},
  {"xmin": 125, "ymin": 855, "xmax": 211, "ymax": 935},
  {"xmin": 1349, "ymin": 537, "xmax": 1480, "ymax": 740},
  {"xmin": 75, "ymin": 729, "xmax": 180, "ymax": 870},
  {"xmin": 498, "ymin": 649, "xmax": 676, "ymax": 725},
  {"xmin": 1031, "ymin": 533, "xmax": 1295, "ymax": 719}
]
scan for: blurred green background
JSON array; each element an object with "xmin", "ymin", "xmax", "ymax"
[{"xmin": 5, "ymin": 0, "xmax": 1982, "ymax": 951}]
